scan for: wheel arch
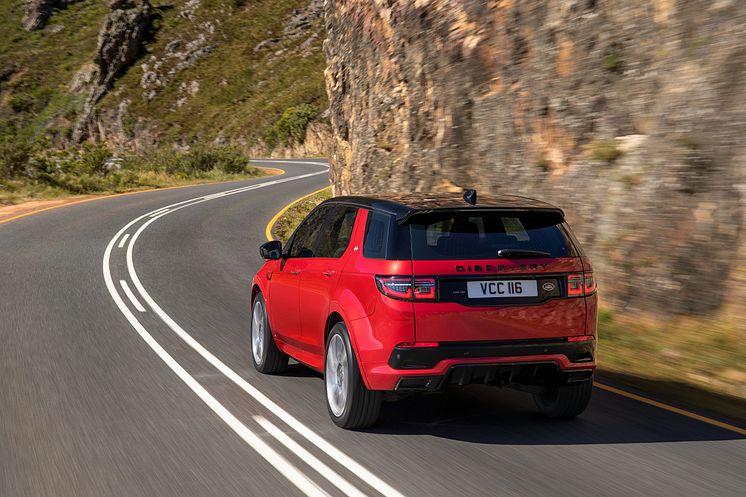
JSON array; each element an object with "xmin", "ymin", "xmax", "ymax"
[
  {"xmin": 324, "ymin": 312, "xmax": 345, "ymax": 347},
  {"xmin": 325, "ymin": 308, "xmax": 376, "ymax": 389},
  {"xmin": 251, "ymin": 283, "xmax": 262, "ymax": 305}
]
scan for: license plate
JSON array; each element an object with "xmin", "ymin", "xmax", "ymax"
[{"xmin": 467, "ymin": 280, "xmax": 538, "ymax": 298}]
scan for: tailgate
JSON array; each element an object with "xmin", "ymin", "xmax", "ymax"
[{"xmin": 412, "ymin": 257, "xmax": 586, "ymax": 342}]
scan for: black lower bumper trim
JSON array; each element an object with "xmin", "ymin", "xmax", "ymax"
[
  {"xmin": 388, "ymin": 338, "xmax": 595, "ymax": 370},
  {"xmin": 393, "ymin": 363, "xmax": 594, "ymax": 391}
]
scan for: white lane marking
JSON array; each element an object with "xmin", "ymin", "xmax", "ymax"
[
  {"xmin": 104, "ymin": 224, "xmax": 330, "ymax": 497},
  {"xmin": 120, "ymin": 280, "xmax": 146, "ymax": 312},
  {"xmin": 254, "ymin": 416, "xmax": 368, "ymax": 497},
  {"xmin": 150, "ymin": 208, "xmax": 170, "ymax": 217},
  {"xmin": 118, "ymin": 233, "xmax": 130, "ymax": 249},
  {"xmin": 125, "ymin": 216, "xmax": 405, "ymax": 497},
  {"xmin": 108, "ymin": 169, "xmax": 404, "ymax": 497}
]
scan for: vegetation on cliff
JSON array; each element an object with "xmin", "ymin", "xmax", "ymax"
[
  {"xmin": 0, "ymin": 0, "xmax": 328, "ymax": 203},
  {"xmin": 0, "ymin": 140, "xmax": 265, "ymax": 204}
]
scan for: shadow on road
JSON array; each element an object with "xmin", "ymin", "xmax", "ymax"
[
  {"xmin": 273, "ymin": 362, "xmax": 745, "ymax": 445},
  {"xmin": 369, "ymin": 384, "xmax": 745, "ymax": 445}
]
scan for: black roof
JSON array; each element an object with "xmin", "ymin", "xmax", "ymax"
[{"xmin": 321, "ymin": 192, "xmax": 564, "ymax": 223}]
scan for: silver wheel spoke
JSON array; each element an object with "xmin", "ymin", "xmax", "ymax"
[
  {"xmin": 251, "ymin": 301, "xmax": 265, "ymax": 365},
  {"xmin": 326, "ymin": 334, "xmax": 349, "ymax": 417}
]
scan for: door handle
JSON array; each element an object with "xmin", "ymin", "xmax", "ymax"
[
  {"xmin": 290, "ymin": 269, "xmax": 301, "ymax": 275},
  {"xmin": 323, "ymin": 269, "xmax": 336, "ymax": 277}
]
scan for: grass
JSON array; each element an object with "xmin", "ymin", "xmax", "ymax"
[
  {"xmin": 271, "ymin": 187, "xmax": 331, "ymax": 242},
  {"xmin": 0, "ymin": 144, "xmax": 268, "ymax": 205},
  {"xmin": 0, "ymin": 169, "xmax": 266, "ymax": 205},
  {"xmin": 597, "ymin": 308, "xmax": 746, "ymax": 403}
]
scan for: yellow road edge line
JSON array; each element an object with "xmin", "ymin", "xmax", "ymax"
[
  {"xmin": 595, "ymin": 382, "xmax": 746, "ymax": 436},
  {"xmin": 0, "ymin": 167, "xmax": 285, "ymax": 227},
  {"xmin": 265, "ymin": 186, "xmax": 331, "ymax": 241}
]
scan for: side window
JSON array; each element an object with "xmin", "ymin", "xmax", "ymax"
[
  {"xmin": 315, "ymin": 206, "xmax": 358, "ymax": 258},
  {"xmin": 288, "ymin": 207, "xmax": 327, "ymax": 258},
  {"xmin": 363, "ymin": 210, "xmax": 392, "ymax": 259}
]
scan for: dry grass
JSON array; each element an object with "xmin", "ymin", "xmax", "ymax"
[
  {"xmin": 1, "ymin": 168, "xmax": 270, "ymax": 205},
  {"xmin": 271, "ymin": 187, "xmax": 331, "ymax": 242},
  {"xmin": 598, "ymin": 308, "xmax": 746, "ymax": 402}
]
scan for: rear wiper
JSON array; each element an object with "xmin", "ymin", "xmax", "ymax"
[{"xmin": 497, "ymin": 249, "xmax": 551, "ymax": 258}]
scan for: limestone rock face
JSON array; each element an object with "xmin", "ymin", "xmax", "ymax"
[
  {"xmin": 22, "ymin": 0, "xmax": 81, "ymax": 31},
  {"xmin": 323, "ymin": 0, "xmax": 746, "ymax": 314},
  {"xmin": 95, "ymin": 0, "xmax": 151, "ymax": 89},
  {"xmin": 73, "ymin": 0, "xmax": 151, "ymax": 142}
]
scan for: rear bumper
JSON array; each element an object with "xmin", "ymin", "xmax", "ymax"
[
  {"xmin": 362, "ymin": 339, "xmax": 596, "ymax": 391},
  {"xmin": 394, "ymin": 362, "xmax": 594, "ymax": 392},
  {"xmin": 389, "ymin": 338, "xmax": 595, "ymax": 369}
]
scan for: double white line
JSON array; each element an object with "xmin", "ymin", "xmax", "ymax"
[{"xmin": 103, "ymin": 166, "xmax": 405, "ymax": 497}]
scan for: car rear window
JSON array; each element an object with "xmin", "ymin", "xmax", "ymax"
[{"xmin": 408, "ymin": 211, "xmax": 577, "ymax": 260}]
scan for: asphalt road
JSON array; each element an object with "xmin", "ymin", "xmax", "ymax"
[{"xmin": 1, "ymin": 158, "xmax": 744, "ymax": 497}]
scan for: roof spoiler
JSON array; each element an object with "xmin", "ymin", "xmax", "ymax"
[{"xmin": 397, "ymin": 207, "xmax": 566, "ymax": 224}]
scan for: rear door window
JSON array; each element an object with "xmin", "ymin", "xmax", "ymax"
[
  {"xmin": 409, "ymin": 211, "xmax": 576, "ymax": 260},
  {"xmin": 315, "ymin": 206, "xmax": 358, "ymax": 258},
  {"xmin": 288, "ymin": 207, "xmax": 328, "ymax": 258}
]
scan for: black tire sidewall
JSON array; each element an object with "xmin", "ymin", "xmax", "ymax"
[{"xmin": 534, "ymin": 380, "xmax": 593, "ymax": 418}]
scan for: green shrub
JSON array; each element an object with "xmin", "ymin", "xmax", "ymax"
[
  {"xmin": 591, "ymin": 139, "xmax": 622, "ymax": 163},
  {"xmin": 603, "ymin": 53, "xmax": 621, "ymax": 71},
  {"xmin": 8, "ymin": 92, "xmax": 35, "ymax": 113},
  {"xmin": 274, "ymin": 104, "xmax": 319, "ymax": 146},
  {"xmin": 123, "ymin": 144, "xmax": 252, "ymax": 176},
  {"xmin": 0, "ymin": 135, "xmax": 32, "ymax": 178},
  {"xmin": 1, "ymin": 142, "xmax": 258, "ymax": 203}
]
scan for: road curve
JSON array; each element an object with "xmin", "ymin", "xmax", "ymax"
[{"xmin": 1, "ymin": 159, "xmax": 744, "ymax": 497}]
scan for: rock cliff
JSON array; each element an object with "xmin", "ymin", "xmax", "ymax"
[
  {"xmin": 73, "ymin": 0, "xmax": 151, "ymax": 142},
  {"xmin": 324, "ymin": 0, "xmax": 746, "ymax": 314},
  {"xmin": 22, "ymin": 0, "xmax": 82, "ymax": 31}
]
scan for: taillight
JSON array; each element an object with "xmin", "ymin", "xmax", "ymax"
[
  {"xmin": 375, "ymin": 276, "xmax": 413, "ymax": 300},
  {"xmin": 567, "ymin": 272, "xmax": 596, "ymax": 297},
  {"xmin": 375, "ymin": 276, "xmax": 437, "ymax": 301},
  {"xmin": 413, "ymin": 278, "xmax": 436, "ymax": 299}
]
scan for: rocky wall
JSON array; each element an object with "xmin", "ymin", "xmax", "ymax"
[{"xmin": 323, "ymin": 0, "xmax": 746, "ymax": 314}]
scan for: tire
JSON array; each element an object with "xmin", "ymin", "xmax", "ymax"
[
  {"xmin": 533, "ymin": 380, "xmax": 593, "ymax": 418},
  {"xmin": 251, "ymin": 293, "xmax": 288, "ymax": 374},
  {"xmin": 325, "ymin": 322, "xmax": 382, "ymax": 429}
]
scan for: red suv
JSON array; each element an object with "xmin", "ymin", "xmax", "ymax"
[{"xmin": 251, "ymin": 191, "xmax": 597, "ymax": 429}]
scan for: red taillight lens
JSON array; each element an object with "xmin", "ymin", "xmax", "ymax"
[
  {"xmin": 567, "ymin": 272, "xmax": 596, "ymax": 297},
  {"xmin": 567, "ymin": 335, "xmax": 594, "ymax": 342},
  {"xmin": 413, "ymin": 278, "xmax": 436, "ymax": 300},
  {"xmin": 583, "ymin": 273, "xmax": 596, "ymax": 294},
  {"xmin": 375, "ymin": 276, "xmax": 437, "ymax": 301},
  {"xmin": 375, "ymin": 276, "xmax": 413, "ymax": 300},
  {"xmin": 567, "ymin": 274, "xmax": 585, "ymax": 297}
]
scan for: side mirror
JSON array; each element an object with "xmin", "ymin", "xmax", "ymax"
[{"xmin": 259, "ymin": 240, "xmax": 283, "ymax": 260}]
